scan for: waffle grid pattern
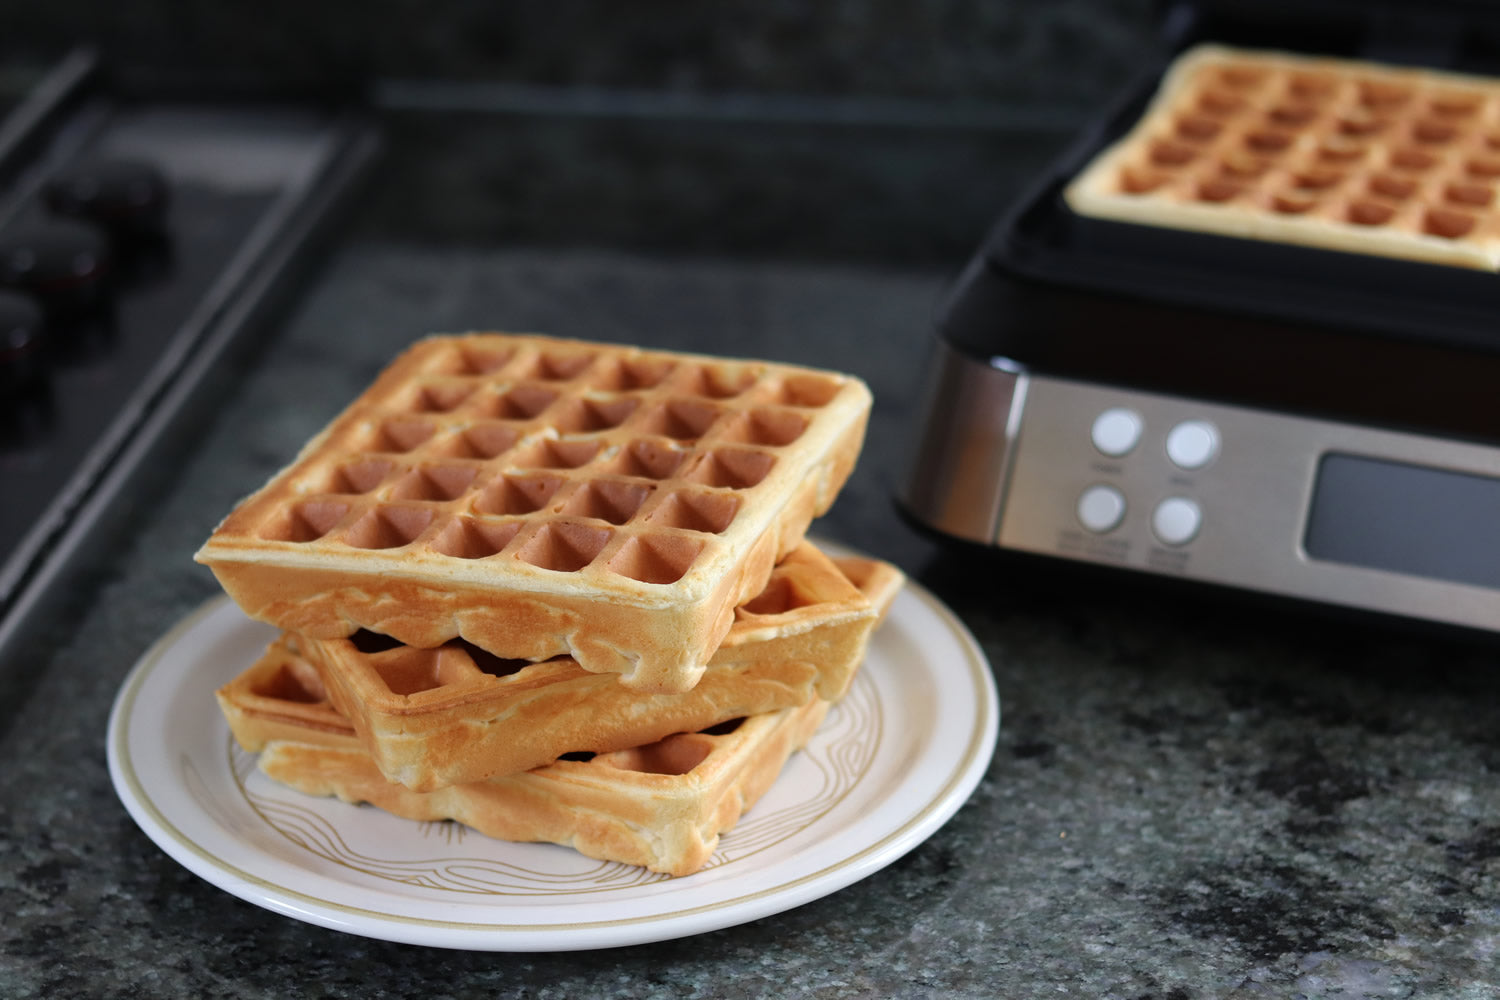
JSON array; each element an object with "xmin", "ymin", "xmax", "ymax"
[
  {"xmin": 1066, "ymin": 45, "xmax": 1500, "ymax": 268},
  {"xmin": 197, "ymin": 333, "xmax": 870, "ymax": 690},
  {"xmin": 243, "ymin": 334, "xmax": 860, "ymax": 588}
]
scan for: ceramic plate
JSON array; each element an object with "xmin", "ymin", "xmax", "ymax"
[{"xmin": 107, "ymin": 554, "xmax": 999, "ymax": 951}]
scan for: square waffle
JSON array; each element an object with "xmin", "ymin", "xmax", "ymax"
[
  {"xmin": 195, "ymin": 333, "xmax": 872, "ymax": 692},
  {"xmin": 221, "ymin": 637, "xmax": 832, "ymax": 877},
  {"xmin": 222, "ymin": 543, "xmax": 903, "ymax": 790},
  {"xmin": 1066, "ymin": 44, "xmax": 1500, "ymax": 269}
]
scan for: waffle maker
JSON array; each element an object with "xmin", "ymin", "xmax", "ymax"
[{"xmin": 900, "ymin": 1, "xmax": 1500, "ymax": 636}]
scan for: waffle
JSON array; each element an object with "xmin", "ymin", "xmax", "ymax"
[
  {"xmin": 1066, "ymin": 44, "xmax": 1500, "ymax": 269},
  {"xmin": 221, "ymin": 544, "xmax": 903, "ymax": 790},
  {"xmin": 223, "ymin": 635, "xmax": 832, "ymax": 876},
  {"xmin": 195, "ymin": 333, "xmax": 872, "ymax": 692}
]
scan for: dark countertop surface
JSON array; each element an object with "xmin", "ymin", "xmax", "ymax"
[{"xmin": 3, "ymin": 74, "xmax": 1500, "ymax": 1000}]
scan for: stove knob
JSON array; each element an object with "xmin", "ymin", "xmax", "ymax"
[
  {"xmin": 0, "ymin": 289, "xmax": 46, "ymax": 391},
  {"xmin": 0, "ymin": 217, "xmax": 113, "ymax": 318},
  {"xmin": 44, "ymin": 159, "xmax": 170, "ymax": 236}
]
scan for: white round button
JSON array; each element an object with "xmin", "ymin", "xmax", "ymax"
[
  {"xmin": 1091, "ymin": 408, "xmax": 1143, "ymax": 458},
  {"xmin": 1166, "ymin": 420, "xmax": 1219, "ymax": 470},
  {"xmin": 1077, "ymin": 485, "xmax": 1127, "ymax": 533},
  {"xmin": 1152, "ymin": 497, "xmax": 1202, "ymax": 546}
]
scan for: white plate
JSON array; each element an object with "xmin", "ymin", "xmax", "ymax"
[{"xmin": 107, "ymin": 561, "xmax": 999, "ymax": 951}]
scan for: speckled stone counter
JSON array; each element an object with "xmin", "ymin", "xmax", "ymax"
[{"xmin": 2, "ymin": 237, "xmax": 1498, "ymax": 998}]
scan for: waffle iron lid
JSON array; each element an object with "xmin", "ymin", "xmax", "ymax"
[{"xmin": 1161, "ymin": 0, "xmax": 1500, "ymax": 68}]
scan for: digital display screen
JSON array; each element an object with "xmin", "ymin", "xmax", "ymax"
[{"xmin": 1304, "ymin": 454, "xmax": 1500, "ymax": 591}]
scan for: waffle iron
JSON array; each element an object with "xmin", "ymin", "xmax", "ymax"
[{"xmin": 900, "ymin": 1, "xmax": 1500, "ymax": 636}]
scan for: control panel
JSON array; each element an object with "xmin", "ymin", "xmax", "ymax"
[
  {"xmin": 996, "ymin": 375, "xmax": 1500, "ymax": 633},
  {"xmin": 1076, "ymin": 408, "xmax": 1217, "ymax": 545}
]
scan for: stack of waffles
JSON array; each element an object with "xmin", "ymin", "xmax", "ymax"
[
  {"xmin": 1066, "ymin": 45, "xmax": 1500, "ymax": 269},
  {"xmin": 196, "ymin": 332, "xmax": 899, "ymax": 876}
]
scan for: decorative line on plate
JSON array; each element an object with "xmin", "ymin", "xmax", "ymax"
[
  {"xmin": 709, "ymin": 671, "xmax": 881, "ymax": 866},
  {"xmin": 225, "ymin": 669, "xmax": 884, "ymax": 895}
]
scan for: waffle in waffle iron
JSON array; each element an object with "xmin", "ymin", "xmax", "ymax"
[{"xmin": 1067, "ymin": 44, "xmax": 1500, "ymax": 269}]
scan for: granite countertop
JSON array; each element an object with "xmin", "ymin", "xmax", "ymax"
[{"xmin": 3, "ymin": 109, "xmax": 1500, "ymax": 1000}]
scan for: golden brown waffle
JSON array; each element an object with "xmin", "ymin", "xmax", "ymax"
[
  {"xmin": 195, "ymin": 333, "xmax": 872, "ymax": 692},
  {"xmin": 1066, "ymin": 45, "xmax": 1500, "ymax": 269},
  {"xmin": 221, "ymin": 636, "xmax": 831, "ymax": 876},
  {"xmin": 223, "ymin": 544, "xmax": 902, "ymax": 790}
]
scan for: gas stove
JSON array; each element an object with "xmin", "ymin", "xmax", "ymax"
[{"xmin": 0, "ymin": 49, "xmax": 380, "ymax": 663}]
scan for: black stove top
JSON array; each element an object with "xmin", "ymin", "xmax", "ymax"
[{"xmin": 0, "ymin": 50, "xmax": 379, "ymax": 662}]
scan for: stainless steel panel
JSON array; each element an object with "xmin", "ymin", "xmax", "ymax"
[
  {"xmin": 900, "ymin": 336, "xmax": 1027, "ymax": 545},
  {"xmin": 998, "ymin": 376, "xmax": 1500, "ymax": 633}
]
